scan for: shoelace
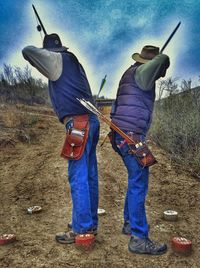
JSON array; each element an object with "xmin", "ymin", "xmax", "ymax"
[{"xmin": 146, "ymin": 238, "xmax": 160, "ymax": 250}]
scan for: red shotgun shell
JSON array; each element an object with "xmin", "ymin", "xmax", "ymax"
[
  {"xmin": 75, "ymin": 234, "xmax": 95, "ymax": 250},
  {"xmin": 171, "ymin": 237, "xmax": 192, "ymax": 255},
  {"xmin": 0, "ymin": 234, "xmax": 16, "ymax": 245}
]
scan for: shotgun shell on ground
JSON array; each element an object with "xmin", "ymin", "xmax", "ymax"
[
  {"xmin": 171, "ymin": 237, "xmax": 192, "ymax": 255},
  {"xmin": 75, "ymin": 234, "xmax": 95, "ymax": 250},
  {"xmin": 163, "ymin": 210, "xmax": 178, "ymax": 221},
  {"xmin": 97, "ymin": 208, "xmax": 106, "ymax": 215},
  {"xmin": 0, "ymin": 234, "xmax": 16, "ymax": 245},
  {"xmin": 27, "ymin": 206, "xmax": 42, "ymax": 214}
]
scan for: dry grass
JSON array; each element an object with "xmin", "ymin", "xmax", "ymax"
[
  {"xmin": 150, "ymin": 90, "xmax": 200, "ymax": 178},
  {"xmin": 0, "ymin": 107, "xmax": 43, "ymax": 148}
]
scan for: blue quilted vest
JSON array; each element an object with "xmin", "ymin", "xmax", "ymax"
[
  {"xmin": 49, "ymin": 51, "xmax": 94, "ymax": 122},
  {"xmin": 111, "ymin": 64, "xmax": 155, "ymax": 136}
]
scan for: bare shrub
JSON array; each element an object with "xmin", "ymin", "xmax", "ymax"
[{"xmin": 0, "ymin": 64, "xmax": 49, "ymax": 105}]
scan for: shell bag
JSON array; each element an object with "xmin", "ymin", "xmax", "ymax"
[
  {"xmin": 128, "ymin": 142, "xmax": 157, "ymax": 167},
  {"xmin": 108, "ymin": 130, "xmax": 157, "ymax": 168},
  {"xmin": 61, "ymin": 115, "xmax": 89, "ymax": 160}
]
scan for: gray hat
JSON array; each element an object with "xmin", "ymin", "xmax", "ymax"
[
  {"xmin": 132, "ymin": 45, "xmax": 159, "ymax": 63},
  {"xmin": 43, "ymin": 33, "xmax": 68, "ymax": 52}
]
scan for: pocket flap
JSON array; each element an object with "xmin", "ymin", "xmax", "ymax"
[
  {"xmin": 135, "ymin": 145, "xmax": 149, "ymax": 158},
  {"xmin": 66, "ymin": 133, "xmax": 84, "ymax": 146}
]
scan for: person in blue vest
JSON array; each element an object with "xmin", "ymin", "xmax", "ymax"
[
  {"xmin": 110, "ymin": 45, "xmax": 170, "ymax": 255},
  {"xmin": 22, "ymin": 33, "xmax": 100, "ymax": 244}
]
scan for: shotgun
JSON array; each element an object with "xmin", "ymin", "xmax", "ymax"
[{"xmin": 32, "ymin": 4, "xmax": 47, "ymax": 36}]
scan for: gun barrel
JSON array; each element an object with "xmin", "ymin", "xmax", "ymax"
[
  {"xmin": 32, "ymin": 4, "xmax": 47, "ymax": 35},
  {"xmin": 160, "ymin": 21, "xmax": 181, "ymax": 53}
]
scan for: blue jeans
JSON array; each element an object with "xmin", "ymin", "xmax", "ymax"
[
  {"xmin": 68, "ymin": 115, "xmax": 100, "ymax": 234},
  {"xmin": 114, "ymin": 132, "xmax": 149, "ymax": 238}
]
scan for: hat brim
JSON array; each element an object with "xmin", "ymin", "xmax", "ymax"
[
  {"xmin": 132, "ymin": 53, "xmax": 150, "ymax": 64},
  {"xmin": 44, "ymin": 46, "xmax": 69, "ymax": 52}
]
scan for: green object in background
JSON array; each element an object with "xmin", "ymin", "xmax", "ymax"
[{"xmin": 97, "ymin": 75, "xmax": 107, "ymax": 98}]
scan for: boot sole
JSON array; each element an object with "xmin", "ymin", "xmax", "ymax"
[{"xmin": 55, "ymin": 237, "xmax": 75, "ymax": 244}]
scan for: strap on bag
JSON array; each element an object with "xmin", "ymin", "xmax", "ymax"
[{"xmin": 61, "ymin": 115, "xmax": 89, "ymax": 160}]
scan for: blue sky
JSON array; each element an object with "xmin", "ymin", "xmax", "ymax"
[{"xmin": 0, "ymin": 0, "xmax": 199, "ymax": 97}]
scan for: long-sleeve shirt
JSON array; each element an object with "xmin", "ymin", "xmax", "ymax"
[
  {"xmin": 22, "ymin": 46, "xmax": 62, "ymax": 81},
  {"xmin": 135, "ymin": 54, "xmax": 170, "ymax": 90}
]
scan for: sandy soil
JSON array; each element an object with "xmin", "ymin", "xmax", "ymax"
[{"xmin": 0, "ymin": 105, "xmax": 199, "ymax": 268}]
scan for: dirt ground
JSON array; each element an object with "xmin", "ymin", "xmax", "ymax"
[{"xmin": 0, "ymin": 105, "xmax": 199, "ymax": 268}]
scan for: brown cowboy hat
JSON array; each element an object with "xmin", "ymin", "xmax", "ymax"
[{"xmin": 132, "ymin": 45, "xmax": 159, "ymax": 64}]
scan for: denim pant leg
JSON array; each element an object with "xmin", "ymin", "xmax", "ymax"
[
  {"xmin": 114, "ymin": 132, "xmax": 149, "ymax": 238},
  {"xmin": 123, "ymin": 154, "xmax": 149, "ymax": 238},
  {"xmin": 68, "ymin": 152, "xmax": 93, "ymax": 233},
  {"xmin": 68, "ymin": 115, "xmax": 99, "ymax": 233},
  {"xmin": 88, "ymin": 116, "xmax": 100, "ymax": 227}
]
